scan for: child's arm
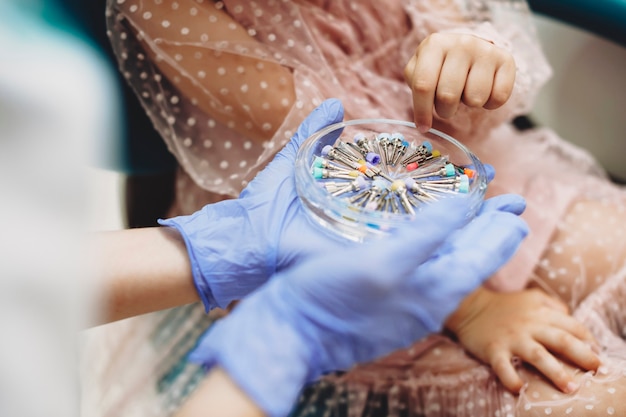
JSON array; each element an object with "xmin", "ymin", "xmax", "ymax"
[{"xmin": 445, "ymin": 286, "xmax": 601, "ymax": 393}]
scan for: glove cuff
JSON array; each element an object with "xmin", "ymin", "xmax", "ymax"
[
  {"xmin": 158, "ymin": 199, "xmax": 274, "ymax": 311},
  {"xmin": 158, "ymin": 215, "xmax": 217, "ymax": 311}
]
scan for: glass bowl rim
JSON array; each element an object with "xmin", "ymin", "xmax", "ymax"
[{"xmin": 294, "ymin": 118, "xmax": 488, "ymax": 240}]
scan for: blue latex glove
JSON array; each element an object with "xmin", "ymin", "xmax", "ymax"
[
  {"xmin": 159, "ymin": 99, "xmax": 346, "ymax": 311},
  {"xmin": 188, "ymin": 193, "xmax": 528, "ymax": 417}
]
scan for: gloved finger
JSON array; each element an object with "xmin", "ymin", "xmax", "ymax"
[
  {"xmin": 484, "ymin": 163, "xmax": 495, "ymax": 183},
  {"xmin": 279, "ymin": 98, "xmax": 345, "ymax": 160},
  {"xmin": 356, "ymin": 197, "xmax": 475, "ymax": 285},
  {"xmin": 419, "ymin": 210, "xmax": 528, "ymax": 289},
  {"xmin": 240, "ymin": 99, "xmax": 344, "ymax": 197},
  {"xmin": 287, "ymin": 197, "xmax": 474, "ymax": 297},
  {"xmin": 479, "ymin": 193, "xmax": 526, "ymax": 216},
  {"xmin": 452, "ymin": 209, "xmax": 528, "ymax": 259}
]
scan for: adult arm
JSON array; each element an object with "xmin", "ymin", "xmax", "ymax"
[
  {"xmin": 176, "ymin": 368, "xmax": 265, "ymax": 417},
  {"xmin": 90, "ymin": 226, "xmax": 199, "ymax": 325},
  {"xmin": 89, "ymin": 99, "xmax": 343, "ymax": 324}
]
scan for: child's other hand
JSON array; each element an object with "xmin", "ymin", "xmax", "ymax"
[
  {"xmin": 404, "ymin": 32, "xmax": 516, "ymax": 132},
  {"xmin": 445, "ymin": 287, "xmax": 601, "ymax": 394}
]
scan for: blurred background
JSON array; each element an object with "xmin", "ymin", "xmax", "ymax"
[{"xmin": 530, "ymin": 11, "xmax": 626, "ymax": 184}]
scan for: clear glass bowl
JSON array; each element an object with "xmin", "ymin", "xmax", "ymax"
[{"xmin": 295, "ymin": 119, "xmax": 488, "ymax": 242}]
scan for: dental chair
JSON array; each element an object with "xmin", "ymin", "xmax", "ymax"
[
  {"xmin": 527, "ymin": 0, "xmax": 626, "ymax": 182},
  {"xmin": 529, "ymin": 0, "xmax": 626, "ymax": 46}
]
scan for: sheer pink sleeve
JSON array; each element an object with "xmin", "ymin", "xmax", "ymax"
[
  {"xmin": 106, "ymin": 0, "xmax": 552, "ymax": 199},
  {"xmin": 106, "ymin": 0, "xmax": 325, "ymax": 197}
]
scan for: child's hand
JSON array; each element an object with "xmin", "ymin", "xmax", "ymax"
[
  {"xmin": 404, "ymin": 32, "xmax": 516, "ymax": 132},
  {"xmin": 445, "ymin": 287, "xmax": 601, "ymax": 394}
]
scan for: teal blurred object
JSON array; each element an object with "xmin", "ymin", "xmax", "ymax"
[
  {"xmin": 0, "ymin": 0, "xmax": 123, "ymax": 171},
  {"xmin": 55, "ymin": 0, "xmax": 177, "ymax": 227},
  {"xmin": 5, "ymin": 0, "xmax": 175, "ymax": 175},
  {"xmin": 528, "ymin": 0, "xmax": 626, "ymax": 47},
  {"xmin": 55, "ymin": 0, "xmax": 178, "ymax": 176}
]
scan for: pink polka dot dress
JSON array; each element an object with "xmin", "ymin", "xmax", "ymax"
[{"xmin": 80, "ymin": 1, "xmax": 626, "ymax": 416}]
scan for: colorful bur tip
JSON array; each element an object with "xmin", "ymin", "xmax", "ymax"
[
  {"xmin": 406, "ymin": 162, "xmax": 419, "ymax": 171},
  {"xmin": 444, "ymin": 163, "xmax": 455, "ymax": 177},
  {"xmin": 390, "ymin": 179, "xmax": 405, "ymax": 192},
  {"xmin": 459, "ymin": 175, "xmax": 470, "ymax": 193},
  {"xmin": 372, "ymin": 179, "xmax": 389, "ymax": 190},
  {"xmin": 366, "ymin": 152, "xmax": 381, "ymax": 165},
  {"xmin": 354, "ymin": 176, "xmax": 368, "ymax": 189},
  {"xmin": 313, "ymin": 156, "xmax": 326, "ymax": 168},
  {"xmin": 321, "ymin": 145, "xmax": 333, "ymax": 157},
  {"xmin": 312, "ymin": 167, "xmax": 324, "ymax": 179},
  {"xmin": 353, "ymin": 132, "xmax": 366, "ymax": 143}
]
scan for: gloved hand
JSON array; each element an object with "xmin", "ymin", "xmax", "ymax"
[
  {"xmin": 188, "ymin": 194, "xmax": 529, "ymax": 417},
  {"xmin": 159, "ymin": 99, "xmax": 346, "ymax": 311}
]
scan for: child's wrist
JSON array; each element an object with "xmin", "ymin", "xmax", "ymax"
[{"xmin": 444, "ymin": 285, "xmax": 495, "ymax": 334}]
